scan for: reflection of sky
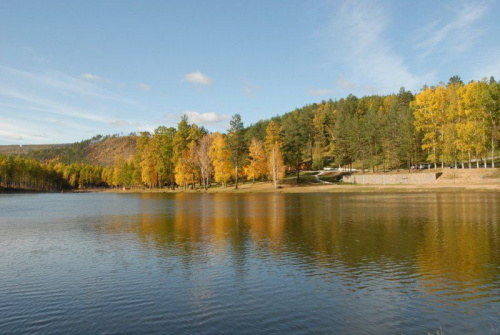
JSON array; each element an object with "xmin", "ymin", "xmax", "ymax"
[{"xmin": 0, "ymin": 193, "xmax": 499, "ymax": 333}]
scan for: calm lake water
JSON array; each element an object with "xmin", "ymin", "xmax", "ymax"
[{"xmin": 1, "ymin": 192, "xmax": 499, "ymax": 334}]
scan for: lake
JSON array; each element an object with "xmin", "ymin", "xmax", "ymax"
[{"xmin": 0, "ymin": 192, "xmax": 499, "ymax": 334}]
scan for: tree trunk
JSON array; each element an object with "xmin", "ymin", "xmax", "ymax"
[
  {"xmin": 273, "ymin": 148, "xmax": 278, "ymax": 189},
  {"xmin": 492, "ymin": 127, "xmax": 496, "ymax": 168},
  {"xmin": 234, "ymin": 160, "xmax": 238, "ymax": 189},
  {"xmin": 433, "ymin": 136, "xmax": 437, "ymax": 169},
  {"xmin": 310, "ymin": 141, "xmax": 313, "ymax": 165}
]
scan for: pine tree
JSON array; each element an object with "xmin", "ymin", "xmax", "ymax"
[{"xmin": 227, "ymin": 114, "xmax": 245, "ymax": 189}]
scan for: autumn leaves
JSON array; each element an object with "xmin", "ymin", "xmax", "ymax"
[
  {"xmin": 203, "ymin": 119, "xmax": 286, "ymax": 189},
  {"xmin": 413, "ymin": 79, "xmax": 499, "ymax": 168},
  {"xmin": 242, "ymin": 121, "xmax": 286, "ymax": 188},
  {"xmin": 136, "ymin": 115, "xmax": 287, "ymax": 190}
]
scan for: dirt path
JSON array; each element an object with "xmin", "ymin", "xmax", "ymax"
[{"xmin": 314, "ymin": 172, "xmax": 334, "ymax": 184}]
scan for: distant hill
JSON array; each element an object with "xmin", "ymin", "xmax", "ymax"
[
  {"xmin": 0, "ymin": 143, "xmax": 72, "ymax": 155},
  {"xmin": 0, "ymin": 135, "xmax": 136, "ymax": 166},
  {"xmin": 84, "ymin": 136, "xmax": 136, "ymax": 166}
]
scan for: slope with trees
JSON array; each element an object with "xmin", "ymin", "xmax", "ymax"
[{"xmin": 2, "ymin": 76, "xmax": 500, "ymax": 192}]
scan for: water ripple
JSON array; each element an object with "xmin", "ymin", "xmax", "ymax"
[{"xmin": 0, "ymin": 192, "xmax": 499, "ymax": 334}]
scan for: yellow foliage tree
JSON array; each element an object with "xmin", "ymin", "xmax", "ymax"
[
  {"xmin": 412, "ymin": 87, "xmax": 440, "ymax": 168},
  {"xmin": 243, "ymin": 138, "xmax": 267, "ymax": 183},
  {"xmin": 444, "ymin": 82, "xmax": 462, "ymax": 167},
  {"xmin": 265, "ymin": 120, "xmax": 283, "ymax": 153},
  {"xmin": 265, "ymin": 121, "xmax": 285, "ymax": 188},
  {"xmin": 209, "ymin": 132, "xmax": 233, "ymax": 187},
  {"xmin": 268, "ymin": 142, "xmax": 285, "ymax": 189},
  {"xmin": 196, "ymin": 134, "xmax": 214, "ymax": 190},
  {"xmin": 459, "ymin": 81, "xmax": 490, "ymax": 167},
  {"xmin": 140, "ymin": 139, "xmax": 158, "ymax": 189},
  {"xmin": 174, "ymin": 152, "xmax": 189, "ymax": 190},
  {"xmin": 185, "ymin": 141, "xmax": 200, "ymax": 188}
]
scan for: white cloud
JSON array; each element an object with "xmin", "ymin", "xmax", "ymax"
[
  {"xmin": 328, "ymin": 0, "xmax": 429, "ymax": 93},
  {"xmin": 184, "ymin": 111, "xmax": 229, "ymax": 124},
  {"xmin": 307, "ymin": 88, "xmax": 335, "ymax": 96},
  {"xmin": 139, "ymin": 83, "xmax": 150, "ymax": 91},
  {"xmin": 81, "ymin": 73, "xmax": 105, "ymax": 81},
  {"xmin": 182, "ymin": 71, "xmax": 213, "ymax": 86},
  {"xmin": 415, "ymin": 1, "xmax": 489, "ymax": 58}
]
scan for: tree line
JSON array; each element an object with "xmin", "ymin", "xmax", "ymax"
[
  {"xmin": 0, "ymin": 154, "xmax": 107, "ymax": 191},
  {"xmin": 103, "ymin": 116, "xmax": 286, "ymax": 190},
  {"xmin": 2, "ymin": 76, "xmax": 499, "ymax": 192},
  {"xmin": 413, "ymin": 76, "xmax": 499, "ymax": 168}
]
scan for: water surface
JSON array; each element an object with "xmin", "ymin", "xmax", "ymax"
[{"xmin": 1, "ymin": 192, "xmax": 499, "ymax": 334}]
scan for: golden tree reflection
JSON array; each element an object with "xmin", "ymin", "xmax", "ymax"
[{"xmin": 98, "ymin": 192, "xmax": 500, "ymax": 302}]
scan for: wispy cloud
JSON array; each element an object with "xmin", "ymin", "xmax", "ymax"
[
  {"xmin": 184, "ymin": 111, "xmax": 229, "ymax": 124},
  {"xmin": 328, "ymin": 0, "xmax": 429, "ymax": 93},
  {"xmin": 307, "ymin": 88, "xmax": 335, "ymax": 96},
  {"xmin": 242, "ymin": 80, "xmax": 260, "ymax": 97},
  {"xmin": 0, "ymin": 65, "xmax": 154, "ymax": 143},
  {"xmin": 0, "ymin": 120, "xmax": 57, "ymax": 142},
  {"xmin": 336, "ymin": 77, "xmax": 355, "ymax": 90},
  {"xmin": 0, "ymin": 87, "xmax": 110, "ymax": 123},
  {"xmin": 0, "ymin": 131, "xmax": 23, "ymax": 141},
  {"xmin": 109, "ymin": 120, "xmax": 131, "ymax": 128},
  {"xmin": 473, "ymin": 50, "xmax": 500, "ymax": 79},
  {"xmin": 139, "ymin": 83, "xmax": 150, "ymax": 91},
  {"xmin": 81, "ymin": 73, "xmax": 106, "ymax": 82},
  {"xmin": 0, "ymin": 66, "xmax": 112, "ymax": 100},
  {"xmin": 182, "ymin": 71, "xmax": 213, "ymax": 86},
  {"xmin": 415, "ymin": 1, "xmax": 489, "ymax": 58}
]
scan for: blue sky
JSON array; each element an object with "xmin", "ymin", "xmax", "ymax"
[{"xmin": 0, "ymin": 0, "xmax": 499, "ymax": 144}]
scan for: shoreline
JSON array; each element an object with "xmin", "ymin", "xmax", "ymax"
[
  {"xmin": 72, "ymin": 182, "xmax": 500, "ymax": 194},
  {"xmin": 4, "ymin": 168, "xmax": 500, "ymax": 194},
  {"xmin": 74, "ymin": 169, "xmax": 500, "ymax": 194}
]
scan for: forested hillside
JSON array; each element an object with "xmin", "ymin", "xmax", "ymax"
[
  {"xmin": 1, "ymin": 76, "xmax": 499, "ymax": 192},
  {"xmin": 0, "ymin": 135, "xmax": 136, "ymax": 166},
  {"xmin": 0, "ymin": 143, "xmax": 72, "ymax": 156}
]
